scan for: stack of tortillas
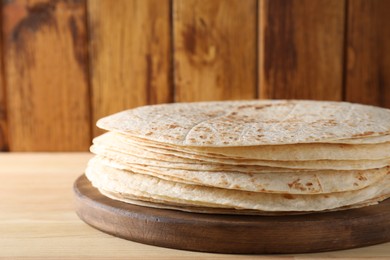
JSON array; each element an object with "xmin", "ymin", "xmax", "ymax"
[{"xmin": 85, "ymin": 100, "xmax": 390, "ymax": 214}]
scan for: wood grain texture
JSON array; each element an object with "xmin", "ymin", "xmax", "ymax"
[
  {"xmin": 2, "ymin": 0, "xmax": 91, "ymax": 151},
  {"xmin": 0, "ymin": 0, "xmax": 389, "ymax": 152},
  {"xmin": 75, "ymin": 174, "xmax": 390, "ymax": 254},
  {"xmin": 345, "ymin": 0, "xmax": 390, "ymax": 108},
  {"xmin": 173, "ymin": 0, "xmax": 257, "ymax": 102},
  {"xmin": 88, "ymin": 0, "xmax": 172, "ymax": 137},
  {"xmin": 0, "ymin": 29, "xmax": 7, "ymax": 151},
  {"xmin": 259, "ymin": 0, "xmax": 345, "ymax": 100}
]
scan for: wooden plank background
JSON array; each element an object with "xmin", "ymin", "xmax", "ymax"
[
  {"xmin": 344, "ymin": 0, "xmax": 390, "ymax": 107},
  {"xmin": 173, "ymin": 0, "xmax": 257, "ymax": 102},
  {"xmin": 88, "ymin": 0, "xmax": 172, "ymax": 137},
  {"xmin": 259, "ymin": 0, "xmax": 345, "ymax": 100},
  {"xmin": 2, "ymin": 0, "xmax": 91, "ymax": 151},
  {"xmin": 0, "ymin": 0, "xmax": 388, "ymax": 151}
]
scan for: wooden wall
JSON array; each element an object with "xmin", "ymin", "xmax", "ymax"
[{"xmin": 0, "ymin": 0, "xmax": 389, "ymax": 151}]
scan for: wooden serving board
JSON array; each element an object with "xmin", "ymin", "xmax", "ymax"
[{"xmin": 74, "ymin": 175, "xmax": 390, "ymax": 254}]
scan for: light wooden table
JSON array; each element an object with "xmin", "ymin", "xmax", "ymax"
[{"xmin": 1, "ymin": 153, "xmax": 390, "ymax": 259}]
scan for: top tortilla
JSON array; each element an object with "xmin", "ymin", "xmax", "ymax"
[{"xmin": 97, "ymin": 100, "xmax": 390, "ymax": 147}]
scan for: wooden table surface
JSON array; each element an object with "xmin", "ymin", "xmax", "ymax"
[{"xmin": 1, "ymin": 153, "xmax": 390, "ymax": 259}]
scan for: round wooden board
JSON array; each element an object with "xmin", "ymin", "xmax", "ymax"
[{"xmin": 74, "ymin": 175, "xmax": 390, "ymax": 254}]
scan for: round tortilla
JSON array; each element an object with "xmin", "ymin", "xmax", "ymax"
[
  {"xmin": 95, "ymin": 132, "xmax": 390, "ymax": 161},
  {"xmin": 93, "ymin": 155, "xmax": 389, "ymax": 194},
  {"xmin": 91, "ymin": 143, "xmax": 390, "ymax": 171},
  {"xmin": 85, "ymin": 160, "xmax": 390, "ymax": 212},
  {"xmin": 89, "ymin": 100, "xmax": 390, "ymax": 214},
  {"xmin": 99, "ymin": 189, "xmax": 387, "ymax": 215},
  {"xmin": 97, "ymin": 100, "xmax": 390, "ymax": 147}
]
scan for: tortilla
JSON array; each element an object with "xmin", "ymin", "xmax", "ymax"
[
  {"xmin": 95, "ymin": 132, "xmax": 390, "ymax": 161},
  {"xmin": 93, "ymin": 155, "xmax": 389, "ymax": 194},
  {"xmin": 97, "ymin": 100, "xmax": 390, "ymax": 147},
  {"xmin": 85, "ymin": 160, "xmax": 390, "ymax": 213},
  {"xmin": 86, "ymin": 100, "xmax": 390, "ymax": 214},
  {"xmin": 91, "ymin": 143, "xmax": 390, "ymax": 170},
  {"xmin": 90, "ymin": 144, "xmax": 302, "ymax": 173},
  {"xmin": 99, "ymin": 189, "xmax": 387, "ymax": 215}
]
